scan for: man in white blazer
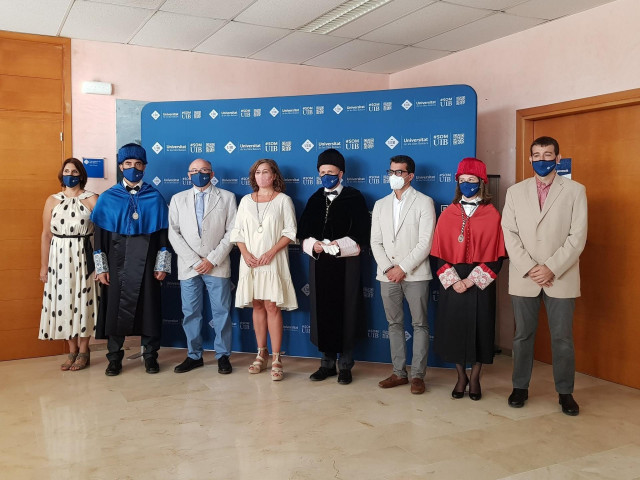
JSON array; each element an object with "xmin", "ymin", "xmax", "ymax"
[
  {"xmin": 168, "ymin": 159, "xmax": 237, "ymax": 374},
  {"xmin": 502, "ymin": 136, "xmax": 588, "ymax": 416},
  {"xmin": 371, "ymin": 155, "xmax": 436, "ymax": 394}
]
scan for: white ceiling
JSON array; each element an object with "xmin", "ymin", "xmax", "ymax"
[{"xmin": 0, "ymin": 0, "xmax": 615, "ymax": 74}]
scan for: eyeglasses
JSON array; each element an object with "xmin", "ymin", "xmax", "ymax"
[
  {"xmin": 188, "ymin": 168, "xmax": 212, "ymax": 174},
  {"xmin": 387, "ymin": 169, "xmax": 408, "ymax": 177}
]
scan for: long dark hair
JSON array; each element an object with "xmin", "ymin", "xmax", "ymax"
[{"xmin": 58, "ymin": 158, "xmax": 88, "ymax": 189}]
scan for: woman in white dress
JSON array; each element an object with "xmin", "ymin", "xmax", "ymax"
[
  {"xmin": 231, "ymin": 159, "xmax": 298, "ymax": 380},
  {"xmin": 39, "ymin": 158, "xmax": 98, "ymax": 371}
]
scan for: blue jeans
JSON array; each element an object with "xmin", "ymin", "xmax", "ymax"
[{"xmin": 180, "ymin": 275, "xmax": 232, "ymax": 360}]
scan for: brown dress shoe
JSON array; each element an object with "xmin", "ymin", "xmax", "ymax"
[
  {"xmin": 378, "ymin": 374, "xmax": 409, "ymax": 388},
  {"xmin": 410, "ymin": 378, "xmax": 425, "ymax": 395}
]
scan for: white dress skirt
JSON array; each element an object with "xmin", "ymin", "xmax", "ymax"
[
  {"xmin": 230, "ymin": 193, "xmax": 298, "ymax": 311},
  {"xmin": 39, "ymin": 191, "xmax": 98, "ymax": 340}
]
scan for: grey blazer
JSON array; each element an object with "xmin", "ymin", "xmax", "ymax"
[
  {"xmin": 370, "ymin": 186, "xmax": 436, "ymax": 282},
  {"xmin": 168, "ymin": 186, "xmax": 237, "ymax": 280},
  {"xmin": 502, "ymin": 175, "xmax": 588, "ymax": 298}
]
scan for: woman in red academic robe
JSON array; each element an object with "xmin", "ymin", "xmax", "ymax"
[{"xmin": 431, "ymin": 158, "xmax": 507, "ymax": 401}]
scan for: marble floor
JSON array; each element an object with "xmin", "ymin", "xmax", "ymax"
[{"xmin": 1, "ymin": 350, "xmax": 639, "ymax": 480}]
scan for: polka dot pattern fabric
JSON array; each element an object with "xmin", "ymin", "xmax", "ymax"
[{"xmin": 39, "ymin": 192, "xmax": 98, "ymax": 340}]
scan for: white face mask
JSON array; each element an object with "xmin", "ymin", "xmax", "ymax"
[{"xmin": 389, "ymin": 175, "xmax": 405, "ymax": 190}]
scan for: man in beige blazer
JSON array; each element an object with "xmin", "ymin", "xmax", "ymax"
[
  {"xmin": 371, "ymin": 155, "xmax": 436, "ymax": 395},
  {"xmin": 502, "ymin": 136, "xmax": 588, "ymax": 416},
  {"xmin": 168, "ymin": 159, "xmax": 237, "ymax": 375}
]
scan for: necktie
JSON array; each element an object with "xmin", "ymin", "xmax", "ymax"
[
  {"xmin": 325, "ymin": 191, "xmax": 338, "ymax": 197},
  {"xmin": 196, "ymin": 192, "xmax": 205, "ymax": 236}
]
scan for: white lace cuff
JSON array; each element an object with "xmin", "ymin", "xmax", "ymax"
[
  {"xmin": 155, "ymin": 249, "xmax": 172, "ymax": 273},
  {"xmin": 94, "ymin": 251, "xmax": 108, "ymax": 274},
  {"xmin": 437, "ymin": 264, "xmax": 461, "ymax": 289},
  {"xmin": 468, "ymin": 264, "xmax": 496, "ymax": 290},
  {"xmin": 335, "ymin": 236, "xmax": 360, "ymax": 257}
]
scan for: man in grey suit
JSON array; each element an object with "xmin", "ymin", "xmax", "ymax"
[
  {"xmin": 371, "ymin": 155, "xmax": 436, "ymax": 395},
  {"xmin": 502, "ymin": 136, "xmax": 588, "ymax": 416},
  {"xmin": 168, "ymin": 159, "xmax": 237, "ymax": 374}
]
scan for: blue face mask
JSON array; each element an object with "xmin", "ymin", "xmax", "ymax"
[
  {"xmin": 459, "ymin": 181, "xmax": 480, "ymax": 198},
  {"xmin": 532, "ymin": 160, "xmax": 556, "ymax": 177},
  {"xmin": 321, "ymin": 174, "xmax": 339, "ymax": 190},
  {"xmin": 62, "ymin": 175, "xmax": 81, "ymax": 188},
  {"xmin": 122, "ymin": 167, "xmax": 144, "ymax": 183},
  {"xmin": 191, "ymin": 172, "xmax": 211, "ymax": 188}
]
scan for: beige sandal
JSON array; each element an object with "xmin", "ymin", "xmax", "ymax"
[
  {"xmin": 271, "ymin": 352, "xmax": 283, "ymax": 381},
  {"xmin": 70, "ymin": 350, "xmax": 90, "ymax": 371},
  {"xmin": 61, "ymin": 352, "xmax": 78, "ymax": 371},
  {"xmin": 248, "ymin": 347, "xmax": 269, "ymax": 374}
]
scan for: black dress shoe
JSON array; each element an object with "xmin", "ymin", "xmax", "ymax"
[
  {"xmin": 145, "ymin": 358, "xmax": 160, "ymax": 374},
  {"xmin": 174, "ymin": 357, "xmax": 203, "ymax": 373},
  {"xmin": 337, "ymin": 369, "xmax": 352, "ymax": 385},
  {"xmin": 508, "ymin": 388, "xmax": 528, "ymax": 408},
  {"xmin": 217, "ymin": 355, "xmax": 232, "ymax": 374},
  {"xmin": 469, "ymin": 388, "xmax": 482, "ymax": 401},
  {"xmin": 559, "ymin": 394, "xmax": 579, "ymax": 416},
  {"xmin": 309, "ymin": 366, "xmax": 337, "ymax": 381},
  {"xmin": 105, "ymin": 360, "xmax": 122, "ymax": 376}
]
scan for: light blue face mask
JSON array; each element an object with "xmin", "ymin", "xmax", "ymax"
[
  {"xmin": 122, "ymin": 167, "xmax": 144, "ymax": 183},
  {"xmin": 532, "ymin": 159, "xmax": 556, "ymax": 177},
  {"xmin": 62, "ymin": 175, "xmax": 80, "ymax": 188},
  {"xmin": 321, "ymin": 174, "xmax": 339, "ymax": 189}
]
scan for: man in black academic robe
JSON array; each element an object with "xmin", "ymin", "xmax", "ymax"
[
  {"xmin": 91, "ymin": 143, "xmax": 171, "ymax": 376},
  {"xmin": 298, "ymin": 148, "xmax": 370, "ymax": 385}
]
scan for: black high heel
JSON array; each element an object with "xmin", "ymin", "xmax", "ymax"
[
  {"xmin": 469, "ymin": 382, "xmax": 482, "ymax": 401},
  {"xmin": 451, "ymin": 377, "xmax": 468, "ymax": 399}
]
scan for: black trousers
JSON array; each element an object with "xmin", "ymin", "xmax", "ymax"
[{"xmin": 106, "ymin": 335, "xmax": 161, "ymax": 362}]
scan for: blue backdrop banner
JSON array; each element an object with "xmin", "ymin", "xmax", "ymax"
[{"xmin": 141, "ymin": 85, "xmax": 477, "ymax": 366}]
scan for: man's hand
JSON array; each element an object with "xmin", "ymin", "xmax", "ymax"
[
  {"xmin": 385, "ymin": 266, "xmax": 406, "ymax": 283},
  {"xmin": 194, "ymin": 258, "xmax": 214, "ymax": 275},
  {"xmin": 528, "ymin": 264, "xmax": 555, "ymax": 287},
  {"xmin": 313, "ymin": 241, "xmax": 324, "ymax": 254},
  {"xmin": 154, "ymin": 271, "xmax": 167, "ymax": 281},
  {"xmin": 96, "ymin": 272, "xmax": 110, "ymax": 286},
  {"xmin": 452, "ymin": 280, "xmax": 468, "ymax": 294}
]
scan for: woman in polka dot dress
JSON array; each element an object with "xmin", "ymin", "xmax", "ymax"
[{"xmin": 39, "ymin": 158, "xmax": 99, "ymax": 371}]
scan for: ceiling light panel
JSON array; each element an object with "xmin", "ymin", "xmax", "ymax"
[
  {"xmin": 235, "ymin": 0, "xmax": 346, "ymax": 29},
  {"xmin": 329, "ymin": 0, "xmax": 434, "ymax": 39},
  {"xmin": 301, "ymin": 0, "xmax": 392, "ymax": 34}
]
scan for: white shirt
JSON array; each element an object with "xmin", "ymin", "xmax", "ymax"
[
  {"xmin": 324, "ymin": 183, "xmax": 343, "ymax": 202},
  {"xmin": 122, "ymin": 179, "xmax": 143, "ymax": 194},
  {"xmin": 461, "ymin": 197, "xmax": 480, "ymax": 217},
  {"xmin": 392, "ymin": 189, "xmax": 409, "ymax": 235}
]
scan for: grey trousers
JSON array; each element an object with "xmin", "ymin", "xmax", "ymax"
[
  {"xmin": 511, "ymin": 292, "xmax": 576, "ymax": 394},
  {"xmin": 380, "ymin": 280, "xmax": 429, "ymax": 379}
]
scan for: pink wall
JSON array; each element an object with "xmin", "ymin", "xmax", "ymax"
[
  {"xmin": 391, "ymin": 0, "xmax": 640, "ymax": 350},
  {"xmin": 71, "ymin": 41, "xmax": 388, "ymax": 193}
]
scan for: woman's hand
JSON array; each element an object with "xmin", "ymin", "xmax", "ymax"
[
  {"xmin": 96, "ymin": 272, "xmax": 110, "ymax": 286},
  {"xmin": 452, "ymin": 280, "xmax": 467, "ymax": 294},
  {"xmin": 257, "ymin": 249, "xmax": 276, "ymax": 266},
  {"xmin": 39, "ymin": 267, "xmax": 48, "ymax": 283},
  {"xmin": 242, "ymin": 252, "xmax": 259, "ymax": 268}
]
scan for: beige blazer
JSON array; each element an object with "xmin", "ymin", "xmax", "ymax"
[
  {"xmin": 168, "ymin": 186, "xmax": 237, "ymax": 280},
  {"xmin": 371, "ymin": 186, "xmax": 436, "ymax": 282},
  {"xmin": 501, "ymin": 175, "xmax": 587, "ymax": 298}
]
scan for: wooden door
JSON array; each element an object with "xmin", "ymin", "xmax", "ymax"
[
  {"xmin": 0, "ymin": 32, "xmax": 72, "ymax": 360},
  {"xmin": 516, "ymin": 90, "xmax": 640, "ymax": 389}
]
